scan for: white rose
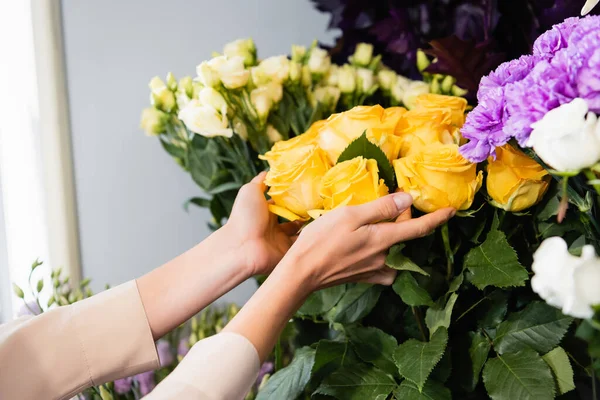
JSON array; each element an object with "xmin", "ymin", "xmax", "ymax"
[
  {"xmin": 338, "ymin": 65, "xmax": 357, "ymax": 93},
  {"xmin": 350, "ymin": 43, "xmax": 373, "ymax": 67},
  {"xmin": 402, "ymin": 80, "xmax": 430, "ymax": 109},
  {"xmin": 178, "ymin": 99, "xmax": 233, "ymax": 138},
  {"xmin": 216, "ymin": 56, "xmax": 250, "ymax": 89},
  {"xmin": 223, "ymin": 38, "xmax": 256, "ymax": 66},
  {"xmin": 532, "ymin": 236, "xmax": 600, "ymax": 319},
  {"xmin": 250, "ymin": 87, "xmax": 273, "ymax": 120},
  {"xmin": 307, "ymin": 47, "xmax": 331, "ymax": 75},
  {"xmin": 529, "ymin": 98, "xmax": 600, "ymax": 172},
  {"xmin": 356, "ymin": 68, "xmax": 376, "ymax": 94},
  {"xmin": 199, "ymin": 87, "xmax": 227, "ymax": 114},
  {"xmin": 582, "ymin": 0, "xmax": 599, "ymax": 15},
  {"xmin": 258, "ymin": 56, "xmax": 290, "ymax": 84},
  {"xmin": 266, "ymin": 124, "xmax": 283, "ymax": 143},
  {"xmin": 377, "ymin": 70, "xmax": 397, "ymax": 91}
]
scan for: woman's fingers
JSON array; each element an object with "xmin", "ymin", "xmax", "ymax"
[
  {"xmin": 250, "ymin": 171, "xmax": 268, "ymax": 192},
  {"xmin": 395, "ymin": 206, "xmax": 412, "ymax": 223},
  {"xmin": 280, "ymin": 221, "xmax": 303, "ymax": 236},
  {"xmin": 349, "ymin": 193, "xmax": 413, "ymax": 226},
  {"xmin": 375, "ymin": 207, "xmax": 456, "ymax": 248}
]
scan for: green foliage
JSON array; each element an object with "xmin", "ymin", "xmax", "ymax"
[
  {"xmin": 314, "ymin": 363, "xmax": 396, "ymax": 400},
  {"xmin": 393, "ymin": 379, "xmax": 451, "ymax": 400},
  {"xmin": 542, "ymin": 347, "xmax": 575, "ymax": 395},
  {"xmin": 257, "ymin": 347, "xmax": 315, "ymax": 400},
  {"xmin": 483, "ymin": 349, "xmax": 555, "ymax": 400},
  {"xmin": 298, "ymin": 285, "xmax": 347, "ymax": 317},
  {"xmin": 386, "ymin": 244, "xmax": 430, "ymax": 276},
  {"xmin": 392, "ymin": 272, "xmax": 433, "ymax": 307},
  {"xmin": 346, "ymin": 326, "xmax": 398, "ymax": 377},
  {"xmin": 393, "ymin": 328, "xmax": 448, "ymax": 391},
  {"xmin": 325, "ymin": 284, "xmax": 382, "ymax": 324},
  {"xmin": 336, "ymin": 132, "xmax": 396, "ymax": 191},
  {"xmin": 425, "ymin": 293, "xmax": 458, "ymax": 337}
]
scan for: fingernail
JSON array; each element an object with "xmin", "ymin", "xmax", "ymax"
[{"xmin": 393, "ymin": 193, "xmax": 412, "ymax": 211}]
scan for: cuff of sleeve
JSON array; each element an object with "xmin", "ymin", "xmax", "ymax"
[
  {"xmin": 71, "ymin": 280, "xmax": 160, "ymax": 386},
  {"xmin": 147, "ymin": 332, "xmax": 260, "ymax": 400}
]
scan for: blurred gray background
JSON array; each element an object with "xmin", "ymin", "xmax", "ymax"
[{"xmin": 60, "ymin": 0, "xmax": 337, "ymax": 303}]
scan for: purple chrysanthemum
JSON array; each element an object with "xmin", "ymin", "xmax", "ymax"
[
  {"xmin": 533, "ymin": 17, "xmax": 580, "ymax": 59},
  {"xmin": 568, "ymin": 21, "xmax": 600, "ymax": 112},
  {"xmin": 477, "ymin": 55, "xmax": 539, "ymax": 101},
  {"xmin": 114, "ymin": 377, "xmax": 133, "ymax": 395},
  {"xmin": 460, "ymin": 86, "xmax": 509, "ymax": 162}
]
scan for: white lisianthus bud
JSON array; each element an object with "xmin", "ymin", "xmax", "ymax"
[
  {"xmin": 313, "ymin": 86, "xmax": 341, "ymax": 110},
  {"xmin": 291, "ymin": 45, "xmax": 307, "ymax": 62},
  {"xmin": 266, "ymin": 124, "xmax": 284, "ymax": 143},
  {"xmin": 166, "ymin": 72, "xmax": 178, "ymax": 91},
  {"xmin": 216, "ymin": 56, "xmax": 250, "ymax": 89},
  {"xmin": 178, "ymin": 76, "xmax": 194, "ymax": 98},
  {"xmin": 338, "ymin": 65, "xmax": 357, "ymax": 93},
  {"xmin": 325, "ymin": 65, "xmax": 339, "ymax": 86},
  {"xmin": 199, "ymin": 87, "xmax": 227, "ymax": 114},
  {"xmin": 377, "ymin": 69, "xmax": 397, "ymax": 91},
  {"xmin": 178, "ymin": 99, "xmax": 233, "ymax": 138},
  {"xmin": 149, "ymin": 76, "xmax": 166, "ymax": 93},
  {"xmin": 307, "ymin": 47, "xmax": 331, "ymax": 75},
  {"xmin": 258, "ymin": 56, "xmax": 290, "ymax": 84},
  {"xmin": 140, "ymin": 107, "xmax": 169, "ymax": 136},
  {"xmin": 391, "ymin": 75, "xmax": 411, "ymax": 102},
  {"xmin": 263, "ymin": 81, "xmax": 283, "ymax": 103},
  {"xmin": 402, "ymin": 80, "xmax": 430, "ymax": 109},
  {"xmin": 350, "ymin": 43, "xmax": 374, "ymax": 67},
  {"xmin": 251, "ymin": 66, "xmax": 268, "ymax": 86},
  {"xmin": 223, "ymin": 38, "xmax": 256, "ymax": 66},
  {"xmin": 356, "ymin": 68, "xmax": 376, "ymax": 94},
  {"xmin": 149, "ymin": 76, "xmax": 176, "ymax": 112},
  {"xmin": 196, "ymin": 62, "xmax": 220, "ymax": 87},
  {"xmin": 251, "ymin": 87, "xmax": 273, "ymax": 120},
  {"xmin": 301, "ymin": 66, "xmax": 312, "ymax": 87},
  {"xmin": 529, "ymin": 98, "xmax": 600, "ymax": 172},
  {"xmin": 532, "ymin": 236, "xmax": 600, "ymax": 319},
  {"xmin": 289, "ymin": 61, "xmax": 302, "ymax": 82},
  {"xmin": 233, "ymin": 118, "xmax": 248, "ymax": 141}
]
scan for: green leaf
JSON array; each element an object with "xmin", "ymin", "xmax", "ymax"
[
  {"xmin": 464, "ymin": 332, "xmax": 491, "ymax": 392},
  {"xmin": 542, "ymin": 346, "xmax": 575, "ymax": 395},
  {"xmin": 448, "ymin": 273, "xmax": 464, "ymax": 293},
  {"xmin": 207, "ymin": 181, "xmax": 243, "ymax": 195},
  {"xmin": 257, "ymin": 347, "xmax": 315, "ymax": 400},
  {"xmin": 394, "ymin": 328, "xmax": 448, "ymax": 391},
  {"xmin": 477, "ymin": 291, "xmax": 509, "ymax": 329},
  {"xmin": 183, "ymin": 197, "xmax": 211, "ymax": 211},
  {"xmin": 537, "ymin": 194, "xmax": 560, "ymax": 221},
  {"xmin": 393, "ymin": 272, "xmax": 434, "ymax": 307},
  {"xmin": 425, "ymin": 293, "xmax": 458, "ymax": 337},
  {"xmin": 464, "ymin": 229, "xmax": 528, "ymax": 290},
  {"xmin": 160, "ymin": 138, "xmax": 187, "ymax": 159},
  {"xmin": 298, "ymin": 285, "xmax": 346, "ymax": 316},
  {"xmin": 494, "ymin": 302, "xmax": 573, "ymax": 354},
  {"xmin": 386, "ymin": 244, "xmax": 429, "ymax": 276},
  {"xmin": 393, "ymin": 379, "xmax": 451, "ymax": 400},
  {"xmin": 336, "ymin": 132, "xmax": 396, "ymax": 191},
  {"xmin": 325, "ymin": 284, "xmax": 382, "ymax": 324},
  {"xmin": 312, "ymin": 340, "xmax": 357, "ymax": 380},
  {"xmin": 483, "ymin": 349, "xmax": 555, "ymax": 400},
  {"xmin": 346, "ymin": 326, "xmax": 399, "ymax": 377},
  {"xmin": 314, "ymin": 363, "xmax": 396, "ymax": 400}
]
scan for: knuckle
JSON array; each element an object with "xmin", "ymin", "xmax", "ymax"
[{"xmin": 378, "ymin": 198, "xmax": 397, "ymax": 219}]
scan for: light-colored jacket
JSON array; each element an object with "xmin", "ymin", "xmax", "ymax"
[{"xmin": 0, "ymin": 281, "xmax": 260, "ymax": 400}]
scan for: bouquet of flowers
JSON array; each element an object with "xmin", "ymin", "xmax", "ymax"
[{"xmin": 140, "ymin": 39, "xmax": 460, "ymax": 228}]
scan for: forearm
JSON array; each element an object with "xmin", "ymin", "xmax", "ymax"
[
  {"xmin": 137, "ymin": 226, "xmax": 251, "ymax": 339},
  {"xmin": 223, "ymin": 256, "xmax": 311, "ymax": 363}
]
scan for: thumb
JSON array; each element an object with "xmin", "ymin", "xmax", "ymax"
[{"xmin": 350, "ymin": 192, "xmax": 413, "ymax": 226}]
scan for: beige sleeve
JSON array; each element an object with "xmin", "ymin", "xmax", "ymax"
[
  {"xmin": 0, "ymin": 280, "xmax": 159, "ymax": 400},
  {"xmin": 144, "ymin": 332, "xmax": 261, "ymax": 400}
]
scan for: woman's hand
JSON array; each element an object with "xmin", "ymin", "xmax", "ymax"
[
  {"xmin": 224, "ymin": 172, "xmax": 302, "ymax": 276},
  {"xmin": 280, "ymin": 192, "xmax": 455, "ymax": 292}
]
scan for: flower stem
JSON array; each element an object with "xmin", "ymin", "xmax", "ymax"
[
  {"xmin": 585, "ymin": 169, "xmax": 600, "ymax": 196},
  {"xmin": 275, "ymin": 337, "xmax": 283, "ymax": 371},
  {"xmin": 412, "ymin": 306, "xmax": 427, "ymax": 341},
  {"xmin": 441, "ymin": 223, "xmax": 454, "ymax": 281}
]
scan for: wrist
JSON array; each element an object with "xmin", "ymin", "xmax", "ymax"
[
  {"xmin": 274, "ymin": 252, "xmax": 319, "ymax": 297},
  {"xmin": 206, "ymin": 226, "xmax": 254, "ymax": 280}
]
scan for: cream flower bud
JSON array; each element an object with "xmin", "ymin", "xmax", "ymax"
[
  {"xmin": 529, "ymin": 98, "xmax": 600, "ymax": 172},
  {"xmin": 196, "ymin": 62, "xmax": 220, "ymax": 87},
  {"xmin": 258, "ymin": 55, "xmax": 290, "ymax": 84},
  {"xmin": 356, "ymin": 68, "xmax": 376, "ymax": 94},
  {"xmin": 391, "ymin": 75, "xmax": 411, "ymax": 102},
  {"xmin": 313, "ymin": 86, "xmax": 341, "ymax": 110},
  {"xmin": 166, "ymin": 72, "xmax": 178, "ymax": 91},
  {"xmin": 178, "ymin": 99, "xmax": 233, "ymax": 138},
  {"xmin": 149, "ymin": 76, "xmax": 166, "ymax": 93},
  {"xmin": 291, "ymin": 45, "xmax": 307, "ymax": 62},
  {"xmin": 178, "ymin": 76, "xmax": 194, "ymax": 97},
  {"xmin": 338, "ymin": 65, "xmax": 357, "ymax": 93},
  {"xmin": 233, "ymin": 118, "xmax": 248, "ymax": 141},
  {"xmin": 402, "ymin": 81, "xmax": 430, "ymax": 109},
  {"xmin": 289, "ymin": 61, "xmax": 302, "ymax": 82},
  {"xmin": 223, "ymin": 38, "xmax": 256, "ymax": 66},
  {"xmin": 377, "ymin": 69, "xmax": 397, "ymax": 91},
  {"xmin": 251, "ymin": 87, "xmax": 273, "ymax": 120},
  {"xmin": 325, "ymin": 65, "xmax": 340, "ymax": 87},
  {"xmin": 264, "ymin": 81, "xmax": 283, "ymax": 103},
  {"xmin": 307, "ymin": 47, "xmax": 331, "ymax": 75},
  {"xmin": 350, "ymin": 43, "xmax": 374, "ymax": 67},
  {"xmin": 199, "ymin": 87, "xmax": 227, "ymax": 114},
  {"xmin": 140, "ymin": 107, "xmax": 169, "ymax": 136},
  {"xmin": 217, "ymin": 56, "xmax": 250, "ymax": 89},
  {"xmin": 301, "ymin": 66, "xmax": 312, "ymax": 87},
  {"xmin": 267, "ymin": 124, "xmax": 284, "ymax": 143}
]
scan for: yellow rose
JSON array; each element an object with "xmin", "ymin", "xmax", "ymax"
[
  {"xmin": 320, "ymin": 157, "xmax": 389, "ymax": 210},
  {"xmin": 264, "ymin": 144, "xmax": 330, "ymax": 221},
  {"xmin": 396, "ymin": 108, "xmax": 460, "ymax": 157},
  {"xmin": 414, "ymin": 94, "xmax": 468, "ymax": 126},
  {"xmin": 260, "ymin": 119, "xmax": 327, "ymax": 167},
  {"xmin": 487, "ymin": 145, "xmax": 550, "ymax": 212},
  {"xmin": 394, "ymin": 143, "xmax": 483, "ymax": 213},
  {"xmin": 317, "ymin": 105, "xmax": 406, "ymax": 164}
]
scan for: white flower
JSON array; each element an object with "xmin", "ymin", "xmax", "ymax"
[
  {"xmin": 325, "ymin": 65, "xmax": 340, "ymax": 87},
  {"xmin": 250, "ymin": 87, "xmax": 273, "ymax": 120},
  {"xmin": 289, "ymin": 61, "xmax": 302, "ymax": 82},
  {"xmin": 350, "ymin": 43, "xmax": 373, "ymax": 67},
  {"xmin": 257, "ymin": 56, "xmax": 290, "ymax": 84},
  {"xmin": 178, "ymin": 99, "xmax": 233, "ymax": 138},
  {"xmin": 198, "ymin": 87, "xmax": 227, "ymax": 114},
  {"xmin": 337, "ymin": 65, "xmax": 357, "ymax": 93},
  {"xmin": 233, "ymin": 119, "xmax": 248, "ymax": 141},
  {"xmin": 149, "ymin": 76, "xmax": 176, "ymax": 112},
  {"xmin": 216, "ymin": 56, "xmax": 250, "ymax": 89},
  {"xmin": 356, "ymin": 68, "xmax": 376, "ymax": 94},
  {"xmin": 266, "ymin": 125, "xmax": 283, "ymax": 143},
  {"xmin": 313, "ymin": 86, "xmax": 341, "ymax": 109},
  {"xmin": 391, "ymin": 75, "xmax": 412, "ymax": 103},
  {"xmin": 582, "ymin": 0, "xmax": 599, "ymax": 15},
  {"xmin": 402, "ymin": 81, "xmax": 430, "ymax": 109},
  {"xmin": 529, "ymin": 98, "xmax": 600, "ymax": 172},
  {"xmin": 223, "ymin": 38, "xmax": 256, "ymax": 66},
  {"xmin": 301, "ymin": 66, "xmax": 312, "ymax": 87},
  {"xmin": 307, "ymin": 47, "xmax": 331, "ymax": 75},
  {"xmin": 532, "ymin": 236, "xmax": 600, "ymax": 319},
  {"xmin": 196, "ymin": 61, "xmax": 220, "ymax": 87},
  {"xmin": 140, "ymin": 108, "xmax": 168, "ymax": 136},
  {"xmin": 291, "ymin": 45, "xmax": 306, "ymax": 62},
  {"xmin": 377, "ymin": 69, "xmax": 397, "ymax": 91}
]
